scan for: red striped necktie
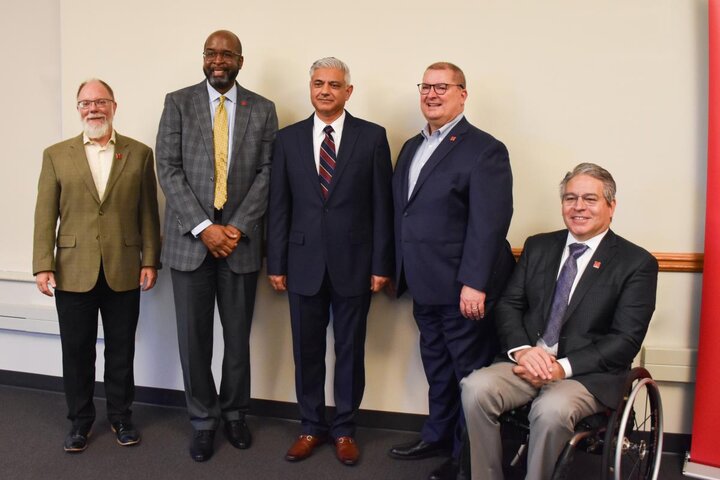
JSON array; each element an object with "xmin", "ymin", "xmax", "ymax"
[{"xmin": 319, "ymin": 125, "xmax": 336, "ymax": 199}]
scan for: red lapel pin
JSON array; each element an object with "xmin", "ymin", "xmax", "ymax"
[
  {"xmin": 240, "ymin": 100, "xmax": 248, "ymax": 106},
  {"xmin": 449, "ymin": 135, "xmax": 456, "ymax": 142},
  {"xmin": 115, "ymin": 153, "xmax": 123, "ymax": 160},
  {"xmin": 593, "ymin": 261, "xmax": 601, "ymax": 269}
]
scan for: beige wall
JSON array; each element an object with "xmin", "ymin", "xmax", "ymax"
[{"xmin": 0, "ymin": 0, "xmax": 708, "ymax": 434}]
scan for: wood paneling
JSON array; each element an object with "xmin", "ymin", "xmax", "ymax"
[{"xmin": 511, "ymin": 248, "xmax": 703, "ymax": 273}]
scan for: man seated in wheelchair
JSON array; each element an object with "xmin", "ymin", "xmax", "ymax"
[{"xmin": 460, "ymin": 163, "xmax": 658, "ymax": 480}]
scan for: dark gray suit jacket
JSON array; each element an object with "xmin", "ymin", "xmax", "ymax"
[
  {"xmin": 495, "ymin": 229, "xmax": 658, "ymax": 407},
  {"xmin": 156, "ymin": 81, "xmax": 278, "ymax": 273}
]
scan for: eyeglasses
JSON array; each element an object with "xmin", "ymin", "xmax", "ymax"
[
  {"xmin": 77, "ymin": 98, "xmax": 114, "ymax": 110},
  {"xmin": 203, "ymin": 49, "xmax": 242, "ymax": 61},
  {"xmin": 417, "ymin": 83, "xmax": 464, "ymax": 95},
  {"xmin": 562, "ymin": 194, "xmax": 600, "ymax": 207}
]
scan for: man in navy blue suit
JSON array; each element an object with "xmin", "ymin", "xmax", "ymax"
[
  {"xmin": 267, "ymin": 57, "xmax": 394, "ymax": 466},
  {"xmin": 389, "ymin": 62, "xmax": 515, "ymax": 480}
]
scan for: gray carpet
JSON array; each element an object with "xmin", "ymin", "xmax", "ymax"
[{"xmin": 0, "ymin": 384, "xmax": 687, "ymax": 480}]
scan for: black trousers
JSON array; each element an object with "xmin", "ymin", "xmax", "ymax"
[{"xmin": 55, "ymin": 267, "xmax": 140, "ymax": 428}]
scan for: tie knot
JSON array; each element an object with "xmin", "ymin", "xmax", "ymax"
[
  {"xmin": 323, "ymin": 125, "xmax": 334, "ymax": 135},
  {"xmin": 219, "ymin": 95, "xmax": 226, "ymax": 106},
  {"xmin": 569, "ymin": 243, "xmax": 589, "ymax": 259}
]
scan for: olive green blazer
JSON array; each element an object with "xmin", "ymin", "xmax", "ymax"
[{"xmin": 33, "ymin": 133, "xmax": 161, "ymax": 292}]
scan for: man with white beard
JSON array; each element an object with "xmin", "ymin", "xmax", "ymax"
[{"xmin": 33, "ymin": 79, "xmax": 161, "ymax": 453}]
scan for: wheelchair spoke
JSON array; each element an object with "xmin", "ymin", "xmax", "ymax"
[{"xmin": 600, "ymin": 368, "xmax": 663, "ymax": 480}]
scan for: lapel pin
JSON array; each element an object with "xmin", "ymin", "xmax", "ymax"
[
  {"xmin": 115, "ymin": 153, "xmax": 123, "ymax": 160},
  {"xmin": 449, "ymin": 135, "xmax": 457, "ymax": 142},
  {"xmin": 593, "ymin": 261, "xmax": 601, "ymax": 269},
  {"xmin": 240, "ymin": 100, "xmax": 248, "ymax": 106}
]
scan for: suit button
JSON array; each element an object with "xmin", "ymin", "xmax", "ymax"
[
  {"xmin": 210, "ymin": 176, "xmax": 214, "ymax": 182},
  {"xmin": 403, "ymin": 212, "xmax": 408, "ymax": 217},
  {"xmin": 99, "ymin": 211, "xmax": 104, "ymax": 216}
]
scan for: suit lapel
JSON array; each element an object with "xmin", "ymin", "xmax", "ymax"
[
  {"xmin": 326, "ymin": 112, "xmax": 358, "ymax": 200},
  {"xmin": 191, "ymin": 82, "xmax": 214, "ymax": 166},
  {"xmin": 563, "ymin": 230, "xmax": 618, "ymax": 321},
  {"xmin": 407, "ymin": 118, "xmax": 469, "ymax": 204},
  {"xmin": 102, "ymin": 133, "xmax": 128, "ymax": 203},
  {"xmin": 68, "ymin": 135, "xmax": 101, "ymax": 204},
  {"xmin": 229, "ymin": 83, "xmax": 251, "ymax": 173},
  {"xmin": 397, "ymin": 135, "xmax": 423, "ymax": 210},
  {"xmin": 294, "ymin": 115, "xmax": 324, "ymax": 199}
]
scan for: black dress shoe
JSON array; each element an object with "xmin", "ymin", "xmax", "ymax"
[
  {"xmin": 389, "ymin": 439, "xmax": 449, "ymax": 460},
  {"xmin": 111, "ymin": 421, "xmax": 140, "ymax": 446},
  {"xmin": 429, "ymin": 458, "xmax": 459, "ymax": 480},
  {"xmin": 64, "ymin": 425, "xmax": 92, "ymax": 453},
  {"xmin": 190, "ymin": 430, "xmax": 215, "ymax": 462},
  {"xmin": 224, "ymin": 419, "xmax": 251, "ymax": 449}
]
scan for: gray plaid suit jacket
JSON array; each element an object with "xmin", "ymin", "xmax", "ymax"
[{"xmin": 156, "ymin": 80, "xmax": 278, "ymax": 273}]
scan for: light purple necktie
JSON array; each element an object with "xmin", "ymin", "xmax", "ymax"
[{"xmin": 542, "ymin": 243, "xmax": 589, "ymax": 346}]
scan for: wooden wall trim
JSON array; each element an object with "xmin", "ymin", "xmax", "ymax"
[{"xmin": 511, "ymin": 248, "xmax": 704, "ymax": 273}]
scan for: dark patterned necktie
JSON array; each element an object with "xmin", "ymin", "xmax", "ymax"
[
  {"xmin": 319, "ymin": 125, "xmax": 336, "ymax": 199},
  {"xmin": 542, "ymin": 243, "xmax": 589, "ymax": 346}
]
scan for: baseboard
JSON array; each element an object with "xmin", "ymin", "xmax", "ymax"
[
  {"xmin": 0, "ymin": 369, "xmax": 425, "ymax": 432},
  {"xmin": 0, "ymin": 369, "xmax": 690, "ymax": 453}
]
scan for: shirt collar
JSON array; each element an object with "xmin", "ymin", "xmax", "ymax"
[
  {"xmin": 313, "ymin": 110, "xmax": 346, "ymax": 136},
  {"xmin": 421, "ymin": 113, "xmax": 464, "ymax": 140},
  {"xmin": 206, "ymin": 81, "xmax": 238, "ymax": 104},
  {"xmin": 83, "ymin": 130, "xmax": 116, "ymax": 146},
  {"xmin": 565, "ymin": 229, "xmax": 609, "ymax": 253}
]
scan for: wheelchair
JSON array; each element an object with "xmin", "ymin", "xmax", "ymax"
[{"xmin": 496, "ymin": 367, "xmax": 663, "ymax": 480}]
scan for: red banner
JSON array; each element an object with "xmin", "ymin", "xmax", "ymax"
[{"xmin": 690, "ymin": 0, "xmax": 720, "ymax": 469}]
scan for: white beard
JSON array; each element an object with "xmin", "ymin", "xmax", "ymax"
[{"xmin": 82, "ymin": 118, "xmax": 110, "ymax": 140}]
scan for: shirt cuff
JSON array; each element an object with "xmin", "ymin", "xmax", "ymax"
[
  {"xmin": 507, "ymin": 345, "xmax": 532, "ymax": 363},
  {"xmin": 557, "ymin": 358, "xmax": 573, "ymax": 378},
  {"xmin": 191, "ymin": 219, "xmax": 213, "ymax": 238}
]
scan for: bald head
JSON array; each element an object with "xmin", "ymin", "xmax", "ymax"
[{"xmin": 204, "ymin": 30, "xmax": 242, "ymax": 55}]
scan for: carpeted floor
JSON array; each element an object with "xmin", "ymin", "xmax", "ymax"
[{"xmin": 0, "ymin": 384, "xmax": 687, "ymax": 479}]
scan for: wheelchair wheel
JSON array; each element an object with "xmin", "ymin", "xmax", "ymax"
[{"xmin": 601, "ymin": 367, "xmax": 663, "ymax": 480}]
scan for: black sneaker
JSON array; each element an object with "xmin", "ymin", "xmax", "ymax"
[
  {"xmin": 111, "ymin": 421, "xmax": 141, "ymax": 446},
  {"xmin": 64, "ymin": 425, "xmax": 92, "ymax": 453}
]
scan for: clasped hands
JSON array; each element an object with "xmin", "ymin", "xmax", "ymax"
[
  {"xmin": 513, "ymin": 346, "xmax": 566, "ymax": 388},
  {"xmin": 200, "ymin": 224, "xmax": 241, "ymax": 258}
]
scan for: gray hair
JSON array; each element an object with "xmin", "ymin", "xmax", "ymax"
[
  {"xmin": 560, "ymin": 163, "xmax": 616, "ymax": 204},
  {"xmin": 309, "ymin": 57, "xmax": 351, "ymax": 85}
]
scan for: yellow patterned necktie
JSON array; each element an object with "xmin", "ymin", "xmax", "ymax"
[{"xmin": 213, "ymin": 95, "xmax": 229, "ymax": 209}]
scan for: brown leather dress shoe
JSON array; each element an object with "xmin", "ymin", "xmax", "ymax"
[
  {"xmin": 285, "ymin": 434, "xmax": 326, "ymax": 462},
  {"xmin": 335, "ymin": 436, "xmax": 360, "ymax": 465}
]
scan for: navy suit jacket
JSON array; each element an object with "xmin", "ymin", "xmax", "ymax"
[
  {"xmin": 496, "ymin": 229, "xmax": 658, "ymax": 407},
  {"xmin": 393, "ymin": 117, "xmax": 515, "ymax": 306},
  {"xmin": 267, "ymin": 112, "xmax": 394, "ymax": 297}
]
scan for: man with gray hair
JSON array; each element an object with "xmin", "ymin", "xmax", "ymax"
[
  {"xmin": 267, "ymin": 57, "xmax": 394, "ymax": 466},
  {"xmin": 460, "ymin": 163, "xmax": 658, "ymax": 480}
]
